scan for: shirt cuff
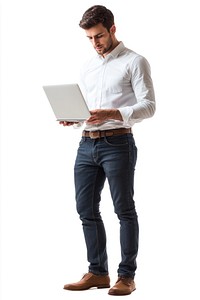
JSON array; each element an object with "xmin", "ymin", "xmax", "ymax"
[
  {"xmin": 73, "ymin": 122, "xmax": 84, "ymax": 129},
  {"xmin": 118, "ymin": 107, "xmax": 138, "ymax": 126}
]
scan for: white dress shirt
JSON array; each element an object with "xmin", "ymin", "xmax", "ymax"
[{"xmin": 78, "ymin": 42, "xmax": 155, "ymax": 131}]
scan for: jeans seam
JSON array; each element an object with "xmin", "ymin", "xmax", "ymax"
[{"xmin": 90, "ymin": 168, "xmax": 103, "ymax": 272}]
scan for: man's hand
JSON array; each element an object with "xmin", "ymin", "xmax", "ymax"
[
  {"xmin": 59, "ymin": 121, "xmax": 78, "ymax": 126},
  {"xmin": 86, "ymin": 109, "xmax": 123, "ymax": 125}
]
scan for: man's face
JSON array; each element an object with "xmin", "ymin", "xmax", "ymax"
[{"xmin": 85, "ymin": 23, "xmax": 115, "ymax": 57}]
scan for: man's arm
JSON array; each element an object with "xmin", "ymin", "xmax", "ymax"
[{"xmin": 86, "ymin": 109, "xmax": 123, "ymax": 125}]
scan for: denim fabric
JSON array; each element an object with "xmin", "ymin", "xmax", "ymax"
[{"xmin": 74, "ymin": 133, "xmax": 139, "ymax": 278}]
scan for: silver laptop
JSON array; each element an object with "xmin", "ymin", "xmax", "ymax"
[{"xmin": 43, "ymin": 83, "xmax": 90, "ymax": 122}]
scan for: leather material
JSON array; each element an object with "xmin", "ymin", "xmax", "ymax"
[
  {"xmin": 63, "ymin": 272, "xmax": 110, "ymax": 290},
  {"xmin": 82, "ymin": 128, "xmax": 132, "ymax": 139},
  {"xmin": 108, "ymin": 277, "xmax": 136, "ymax": 295}
]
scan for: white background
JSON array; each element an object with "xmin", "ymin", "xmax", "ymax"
[{"xmin": 1, "ymin": 0, "xmax": 200, "ymax": 299}]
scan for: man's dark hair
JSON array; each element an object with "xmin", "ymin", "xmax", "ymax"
[{"xmin": 79, "ymin": 5, "xmax": 114, "ymax": 32}]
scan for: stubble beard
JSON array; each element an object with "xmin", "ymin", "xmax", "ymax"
[{"xmin": 96, "ymin": 37, "xmax": 113, "ymax": 56}]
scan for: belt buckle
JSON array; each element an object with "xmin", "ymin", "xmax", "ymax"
[{"xmin": 89, "ymin": 131, "xmax": 100, "ymax": 139}]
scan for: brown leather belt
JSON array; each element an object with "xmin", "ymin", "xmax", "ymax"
[{"xmin": 82, "ymin": 128, "xmax": 132, "ymax": 139}]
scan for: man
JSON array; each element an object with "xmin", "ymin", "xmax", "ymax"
[{"xmin": 60, "ymin": 5, "xmax": 155, "ymax": 296}]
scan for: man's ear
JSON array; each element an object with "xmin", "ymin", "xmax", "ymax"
[{"xmin": 110, "ymin": 24, "xmax": 116, "ymax": 34}]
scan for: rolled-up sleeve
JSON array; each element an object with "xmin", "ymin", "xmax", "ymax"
[{"xmin": 118, "ymin": 56, "xmax": 156, "ymax": 126}]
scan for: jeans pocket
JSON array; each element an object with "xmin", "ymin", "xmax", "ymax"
[
  {"xmin": 79, "ymin": 137, "xmax": 85, "ymax": 146},
  {"xmin": 103, "ymin": 135, "xmax": 129, "ymax": 147}
]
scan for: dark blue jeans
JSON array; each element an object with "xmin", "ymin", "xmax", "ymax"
[{"xmin": 74, "ymin": 133, "xmax": 139, "ymax": 279}]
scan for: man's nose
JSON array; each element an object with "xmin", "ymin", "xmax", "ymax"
[{"xmin": 91, "ymin": 37, "xmax": 98, "ymax": 46}]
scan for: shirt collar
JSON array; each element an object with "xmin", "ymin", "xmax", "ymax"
[{"xmin": 98, "ymin": 41, "xmax": 125, "ymax": 60}]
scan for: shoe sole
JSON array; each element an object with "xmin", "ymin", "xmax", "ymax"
[
  {"xmin": 64, "ymin": 284, "xmax": 110, "ymax": 291},
  {"xmin": 108, "ymin": 287, "xmax": 136, "ymax": 296}
]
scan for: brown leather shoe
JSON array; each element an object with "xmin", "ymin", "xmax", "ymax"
[
  {"xmin": 63, "ymin": 272, "xmax": 110, "ymax": 290},
  {"xmin": 108, "ymin": 277, "xmax": 136, "ymax": 295}
]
